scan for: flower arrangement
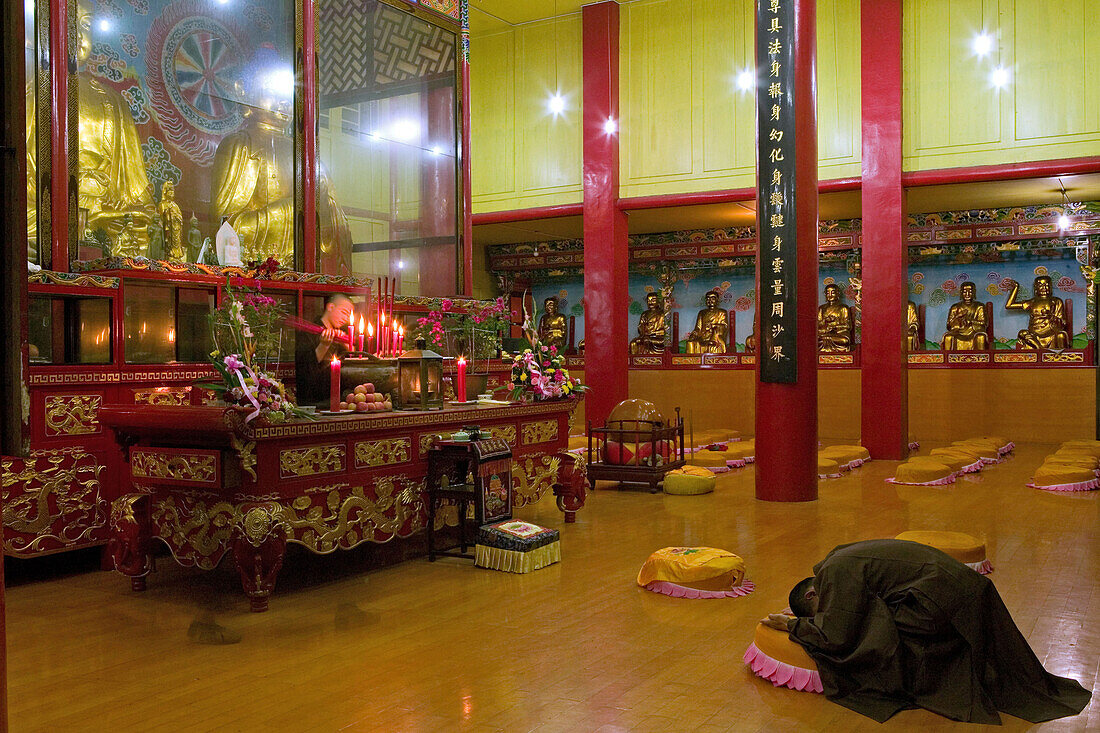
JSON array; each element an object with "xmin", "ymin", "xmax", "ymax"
[
  {"xmin": 507, "ymin": 295, "xmax": 585, "ymax": 401},
  {"xmin": 202, "ymin": 283, "xmax": 312, "ymax": 423},
  {"xmin": 413, "ymin": 296, "xmax": 510, "ymax": 360}
]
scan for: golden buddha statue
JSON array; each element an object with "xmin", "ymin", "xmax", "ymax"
[
  {"xmin": 1006, "ymin": 275, "xmax": 1070, "ymax": 349},
  {"xmin": 817, "ymin": 284, "xmax": 853, "ymax": 352},
  {"xmin": 907, "ymin": 300, "xmax": 920, "ymax": 351},
  {"xmin": 211, "ymin": 97, "xmax": 351, "ymax": 268},
  {"xmin": 160, "ymin": 181, "xmax": 185, "ymax": 261},
  {"xmin": 685, "ymin": 290, "xmax": 729, "ymax": 354},
  {"xmin": 745, "ymin": 329, "xmax": 756, "ymax": 354},
  {"xmin": 538, "ymin": 297, "xmax": 567, "ymax": 351},
  {"xmin": 941, "ymin": 281, "xmax": 988, "ymax": 351},
  {"xmin": 629, "ymin": 292, "xmax": 667, "ymax": 354},
  {"xmin": 73, "ymin": 0, "xmax": 156, "ymax": 255}
]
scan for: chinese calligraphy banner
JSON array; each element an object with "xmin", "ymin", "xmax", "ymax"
[{"xmin": 757, "ymin": 0, "xmax": 797, "ymax": 383}]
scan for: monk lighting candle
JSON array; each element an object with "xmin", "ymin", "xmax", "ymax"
[
  {"xmin": 456, "ymin": 356, "xmax": 467, "ymax": 401},
  {"xmin": 330, "ymin": 356, "xmax": 341, "ymax": 412}
]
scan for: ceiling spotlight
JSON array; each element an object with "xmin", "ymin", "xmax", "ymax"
[
  {"xmin": 736, "ymin": 69, "xmax": 755, "ymax": 91},
  {"xmin": 97, "ymin": 18, "xmax": 111, "ymax": 32},
  {"xmin": 603, "ymin": 117, "xmax": 617, "ymax": 134},
  {"xmin": 973, "ymin": 32, "xmax": 992, "ymax": 56},
  {"xmin": 1058, "ymin": 179, "xmax": 1071, "ymax": 231},
  {"xmin": 991, "ymin": 67, "xmax": 1010, "ymax": 88},
  {"xmin": 1058, "ymin": 214, "xmax": 1070, "ymax": 230},
  {"xmin": 368, "ymin": 130, "xmax": 382, "ymax": 141},
  {"xmin": 429, "ymin": 145, "xmax": 443, "ymax": 156},
  {"xmin": 390, "ymin": 119, "xmax": 419, "ymax": 141},
  {"xmin": 548, "ymin": 93, "xmax": 566, "ymax": 116}
]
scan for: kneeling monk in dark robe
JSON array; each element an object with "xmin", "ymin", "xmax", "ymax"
[{"xmin": 765, "ymin": 539, "xmax": 1090, "ymax": 724}]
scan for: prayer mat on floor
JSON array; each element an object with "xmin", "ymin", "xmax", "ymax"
[
  {"xmin": 894, "ymin": 530, "xmax": 993, "ymax": 574},
  {"xmin": 475, "ymin": 520, "xmax": 560, "ymax": 573},
  {"xmin": 663, "ymin": 467, "xmax": 716, "ymax": 495},
  {"xmin": 744, "ymin": 622, "xmax": 823, "ymax": 693},
  {"xmin": 888, "ymin": 459, "xmax": 955, "ymax": 486},
  {"xmin": 1029, "ymin": 464, "xmax": 1099, "ymax": 493},
  {"xmin": 637, "ymin": 547, "xmax": 754, "ymax": 599}
]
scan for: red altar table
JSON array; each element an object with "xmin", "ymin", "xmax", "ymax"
[{"xmin": 99, "ymin": 398, "xmax": 583, "ymax": 611}]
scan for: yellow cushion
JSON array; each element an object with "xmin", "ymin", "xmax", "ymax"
[
  {"xmin": 911, "ymin": 454, "xmax": 969, "ymax": 473},
  {"xmin": 820, "ymin": 445, "xmax": 870, "ymax": 464},
  {"xmin": 637, "ymin": 547, "xmax": 746, "ymax": 591},
  {"xmin": 567, "ymin": 436, "xmax": 588, "ymax": 450},
  {"xmin": 952, "ymin": 440, "xmax": 999, "ymax": 461},
  {"xmin": 980, "ymin": 436, "xmax": 1011, "ymax": 451},
  {"xmin": 1054, "ymin": 446, "xmax": 1100, "ymax": 460},
  {"xmin": 724, "ymin": 443, "xmax": 756, "ymax": 460},
  {"xmin": 893, "ymin": 460, "xmax": 954, "ymax": 484},
  {"xmin": 1044, "ymin": 454, "xmax": 1099, "ymax": 470},
  {"xmin": 1060, "ymin": 440, "xmax": 1100, "ymax": 456},
  {"xmin": 895, "ymin": 530, "xmax": 986, "ymax": 565},
  {"xmin": 753, "ymin": 623, "xmax": 818, "ymax": 671},
  {"xmin": 690, "ymin": 452, "xmax": 730, "ymax": 469},
  {"xmin": 818, "ymin": 457, "xmax": 841, "ymax": 476},
  {"xmin": 930, "ymin": 447, "xmax": 981, "ymax": 463},
  {"xmin": 663, "ymin": 471, "xmax": 716, "ymax": 495},
  {"xmin": 1032, "ymin": 464, "xmax": 1096, "ymax": 488}
]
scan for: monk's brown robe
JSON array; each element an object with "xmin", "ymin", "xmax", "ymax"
[{"xmin": 788, "ymin": 539, "xmax": 1091, "ymax": 724}]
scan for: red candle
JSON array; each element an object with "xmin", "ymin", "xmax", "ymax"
[
  {"xmin": 398, "ymin": 325, "xmax": 404, "ymax": 354},
  {"xmin": 348, "ymin": 320, "xmax": 356, "ymax": 354},
  {"xmin": 357, "ymin": 315, "xmax": 366, "ymax": 352},
  {"xmin": 456, "ymin": 356, "xmax": 467, "ymax": 402},
  {"xmin": 379, "ymin": 308, "xmax": 386, "ymax": 357},
  {"xmin": 367, "ymin": 321, "xmax": 375, "ymax": 355},
  {"xmin": 391, "ymin": 318, "xmax": 399, "ymax": 355},
  {"xmin": 330, "ymin": 356, "xmax": 341, "ymax": 412}
]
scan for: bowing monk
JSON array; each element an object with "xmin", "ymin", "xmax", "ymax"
[{"xmin": 763, "ymin": 539, "xmax": 1090, "ymax": 724}]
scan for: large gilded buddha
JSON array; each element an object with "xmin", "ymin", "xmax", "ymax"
[
  {"xmin": 684, "ymin": 290, "xmax": 729, "ymax": 354},
  {"xmin": 629, "ymin": 292, "xmax": 667, "ymax": 354},
  {"xmin": 211, "ymin": 80, "xmax": 351, "ymax": 269},
  {"xmin": 941, "ymin": 282, "xmax": 988, "ymax": 351},
  {"xmin": 1005, "ymin": 275, "xmax": 1070, "ymax": 349},
  {"xmin": 817, "ymin": 283, "xmax": 853, "ymax": 352}
]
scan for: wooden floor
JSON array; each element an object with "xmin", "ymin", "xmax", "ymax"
[{"xmin": 6, "ymin": 441, "xmax": 1099, "ymax": 732}]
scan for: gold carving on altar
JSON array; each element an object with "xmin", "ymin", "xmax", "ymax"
[
  {"xmin": 1, "ymin": 451, "xmax": 106, "ymax": 555},
  {"xmin": 1019, "ymin": 224, "xmax": 1058, "ymax": 235},
  {"xmin": 908, "ymin": 353, "xmax": 945, "ymax": 364},
  {"xmin": 27, "ymin": 271, "xmax": 119, "ymax": 288},
  {"xmin": 995, "ymin": 352, "xmax": 1037, "ymax": 363},
  {"xmin": 522, "ymin": 420, "xmax": 558, "ymax": 445},
  {"xmin": 1043, "ymin": 352, "xmax": 1084, "ymax": 363},
  {"xmin": 133, "ymin": 387, "xmax": 190, "ymax": 406},
  {"xmin": 631, "ymin": 356, "xmax": 662, "ymax": 366},
  {"xmin": 282, "ymin": 475, "xmax": 426, "ymax": 552},
  {"xmin": 354, "ymin": 438, "xmax": 411, "ymax": 468},
  {"xmin": 131, "ymin": 450, "xmax": 216, "ymax": 484},
  {"xmin": 279, "ymin": 444, "xmax": 346, "ymax": 478},
  {"xmin": 819, "ymin": 354, "xmax": 854, "ymax": 365},
  {"xmin": 151, "ymin": 496, "xmax": 236, "ymax": 570},
  {"xmin": 230, "ymin": 435, "xmax": 257, "ymax": 481},
  {"xmin": 948, "ymin": 353, "xmax": 990, "ymax": 364},
  {"xmin": 495, "ymin": 425, "xmax": 517, "ymax": 446},
  {"xmin": 511, "ymin": 454, "xmax": 561, "ymax": 507},
  {"xmin": 419, "ymin": 433, "xmax": 442, "ymax": 456},
  {"xmin": 237, "ymin": 504, "xmax": 286, "ymax": 547},
  {"xmin": 44, "ymin": 395, "xmax": 102, "ymax": 436}
]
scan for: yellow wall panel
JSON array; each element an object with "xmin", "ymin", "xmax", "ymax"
[
  {"xmin": 904, "ymin": 0, "xmax": 1100, "ymax": 170},
  {"xmin": 620, "ymin": 0, "xmax": 861, "ymax": 199},
  {"xmin": 470, "ymin": 18, "xmax": 583, "ymax": 213}
]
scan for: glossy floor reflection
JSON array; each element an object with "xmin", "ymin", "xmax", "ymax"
[{"xmin": 7, "ymin": 442, "xmax": 1098, "ymax": 732}]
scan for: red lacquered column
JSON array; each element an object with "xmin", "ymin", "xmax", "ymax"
[
  {"xmin": 755, "ymin": 0, "xmax": 818, "ymax": 502},
  {"xmin": 49, "ymin": 0, "xmax": 69, "ymax": 271},
  {"xmin": 460, "ymin": 43, "xmax": 474, "ymax": 295},
  {"xmin": 300, "ymin": 0, "xmax": 317, "ymax": 272},
  {"xmin": 859, "ymin": 0, "xmax": 908, "ymax": 459},
  {"xmin": 581, "ymin": 1, "xmax": 628, "ymax": 429}
]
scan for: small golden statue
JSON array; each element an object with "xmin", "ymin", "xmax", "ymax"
[
  {"xmin": 907, "ymin": 300, "xmax": 921, "ymax": 351},
  {"xmin": 629, "ymin": 292, "xmax": 667, "ymax": 354},
  {"xmin": 538, "ymin": 297, "xmax": 567, "ymax": 351},
  {"xmin": 745, "ymin": 329, "xmax": 756, "ymax": 354},
  {"xmin": 941, "ymin": 281, "xmax": 988, "ymax": 350},
  {"xmin": 685, "ymin": 290, "xmax": 729, "ymax": 354},
  {"xmin": 160, "ymin": 180, "xmax": 185, "ymax": 261},
  {"xmin": 1006, "ymin": 275, "xmax": 1070, "ymax": 349},
  {"xmin": 817, "ymin": 284, "xmax": 853, "ymax": 352}
]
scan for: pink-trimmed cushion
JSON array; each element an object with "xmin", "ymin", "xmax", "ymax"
[{"xmin": 744, "ymin": 623, "xmax": 822, "ymax": 693}]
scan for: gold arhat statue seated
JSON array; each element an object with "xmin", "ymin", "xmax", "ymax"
[
  {"xmin": 817, "ymin": 283, "xmax": 853, "ymax": 352},
  {"xmin": 941, "ymin": 281, "xmax": 989, "ymax": 351},
  {"xmin": 537, "ymin": 296, "xmax": 567, "ymax": 351},
  {"xmin": 1006, "ymin": 276, "xmax": 1070, "ymax": 349},
  {"xmin": 684, "ymin": 290, "xmax": 729, "ymax": 355},
  {"xmin": 629, "ymin": 292, "xmax": 667, "ymax": 354}
]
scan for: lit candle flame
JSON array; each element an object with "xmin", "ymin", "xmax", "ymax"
[
  {"xmin": 367, "ymin": 322, "xmax": 374, "ymax": 336},
  {"xmin": 358, "ymin": 315, "xmax": 365, "ymax": 331},
  {"xmin": 392, "ymin": 318, "xmax": 398, "ymax": 329},
  {"xmin": 399, "ymin": 325, "xmax": 404, "ymax": 336}
]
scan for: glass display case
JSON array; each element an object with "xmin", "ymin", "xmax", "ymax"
[
  {"xmin": 28, "ymin": 294, "xmax": 112, "ymax": 364},
  {"xmin": 123, "ymin": 282, "xmax": 214, "ymax": 364}
]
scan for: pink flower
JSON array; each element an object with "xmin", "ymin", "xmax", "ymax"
[
  {"xmin": 224, "ymin": 354, "xmax": 244, "ymax": 371},
  {"xmin": 441, "ymin": 299, "xmax": 453, "ymax": 312}
]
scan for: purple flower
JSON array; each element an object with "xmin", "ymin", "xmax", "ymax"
[{"xmin": 224, "ymin": 354, "xmax": 244, "ymax": 371}]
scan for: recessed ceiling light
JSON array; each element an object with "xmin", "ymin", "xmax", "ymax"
[{"xmin": 973, "ymin": 32, "xmax": 992, "ymax": 56}]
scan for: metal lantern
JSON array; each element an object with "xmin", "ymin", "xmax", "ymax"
[{"xmin": 396, "ymin": 338, "xmax": 444, "ymax": 411}]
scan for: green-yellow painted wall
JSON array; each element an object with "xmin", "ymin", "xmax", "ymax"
[
  {"xmin": 903, "ymin": 0, "xmax": 1100, "ymax": 170},
  {"xmin": 470, "ymin": 16, "xmax": 584, "ymax": 214},
  {"xmin": 618, "ymin": 0, "xmax": 861, "ymax": 198}
]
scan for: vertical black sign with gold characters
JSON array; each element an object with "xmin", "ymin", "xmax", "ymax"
[{"xmin": 757, "ymin": 0, "xmax": 797, "ymax": 383}]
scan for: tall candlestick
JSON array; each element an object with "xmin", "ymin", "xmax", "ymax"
[
  {"xmin": 357, "ymin": 315, "xmax": 366, "ymax": 352},
  {"xmin": 330, "ymin": 356, "xmax": 341, "ymax": 412},
  {"xmin": 456, "ymin": 356, "xmax": 467, "ymax": 402}
]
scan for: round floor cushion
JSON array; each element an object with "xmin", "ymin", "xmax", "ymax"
[
  {"xmin": 690, "ymin": 451, "xmax": 732, "ymax": 472},
  {"xmin": 723, "ymin": 442, "xmax": 756, "ymax": 467},
  {"xmin": 664, "ymin": 467, "xmax": 716, "ymax": 495},
  {"xmin": 818, "ymin": 457, "xmax": 842, "ymax": 478},
  {"xmin": 1030, "ymin": 464, "xmax": 1099, "ymax": 492},
  {"xmin": 952, "ymin": 440, "xmax": 1000, "ymax": 463},
  {"xmin": 895, "ymin": 530, "xmax": 992, "ymax": 573},
  {"xmin": 637, "ymin": 547, "xmax": 754, "ymax": 598},
  {"xmin": 1043, "ymin": 454, "xmax": 1099, "ymax": 471},
  {"xmin": 1059, "ymin": 440, "xmax": 1100, "ymax": 457},
  {"xmin": 914, "ymin": 453, "xmax": 970, "ymax": 474},
  {"xmin": 889, "ymin": 459, "xmax": 955, "ymax": 485},
  {"xmin": 744, "ymin": 623, "xmax": 823, "ymax": 693},
  {"xmin": 819, "ymin": 445, "xmax": 870, "ymax": 467},
  {"xmin": 928, "ymin": 447, "xmax": 983, "ymax": 473}
]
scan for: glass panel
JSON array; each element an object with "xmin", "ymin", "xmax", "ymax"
[
  {"xmin": 317, "ymin": 0, "xmax": 459, "ymax": 295},
  {"xmin": 25, "ymin": 0, "xmax": 39, "ymax": 263},
  {"xmin": 266, "ymin": 290, "xmax": 297, "ymax": 361},
  {"xmin": 124, "ymin": 284, "xmax": 174, "ymax": 364},
  {"xmin": 74, "ymin": 0, "xmax": 295, "ymax": 266},
  {"xmin": 176, "ymin": 288, "xmax": 214, "ymax": 363},
  {"xmin": 28, "ymin": 295, "xmax": 112, "ymax": 364}
]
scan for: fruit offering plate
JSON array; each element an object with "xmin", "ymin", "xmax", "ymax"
[{"xmin": 339, "ymin": 381, "xmax": 395, "ymax": 414}]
